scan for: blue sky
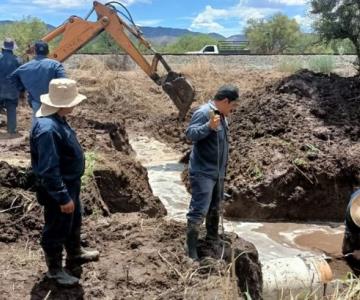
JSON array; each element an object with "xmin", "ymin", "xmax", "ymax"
[{"xmin": 0, "ymin": 0, "xmax": 312, "ymax": 37}]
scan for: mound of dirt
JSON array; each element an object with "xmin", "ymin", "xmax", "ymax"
[
  {"xmin": 92, "ymin": 153, "xmax": 166, "ymax": 217},
  {"xmin": 1, "ymin": 213, "xmax": 262, "ymax": 300},
  {"xmin": 225, "ymin": 70, "xmax": 360, "ymax": 221},
  {"xmin": 0, "ymin": 161, "xmax": 40, "ymax": 243}
]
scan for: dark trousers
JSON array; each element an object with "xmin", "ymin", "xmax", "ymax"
[
  {"xmin": 0, "ymin": 98, "xmax": 17, "ymax": 133},
  {"xmin": 186, "ymin": 174, "xmax": 224, "ymax": 224},
  {"xmin": 37, "ymin": 180, "xmax": 82, "ymax": 257}
]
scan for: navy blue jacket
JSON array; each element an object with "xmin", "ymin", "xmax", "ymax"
[
  {"xmin": 0, "ymin": 50, "xmax": 21, "ymax": 101},
  {"xmin": 30, "ymin": 114, "xmax": 85, "ymax": 205},
  {"xmin": 9, "ymin": 55, "xmax": 66, "ymax": 108},
  {"xmin": 186, "ymin": 101, "xmax": 229, "ymax": 179}
]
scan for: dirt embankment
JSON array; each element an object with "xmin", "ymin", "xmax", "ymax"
[
  {"xmin": 225, "ymin": 70, "xmax": 360, "ymax": 221},
  {"xmin": 0, "ymin": 115, "xmax": 166, "ymax": 244},
  {"xmin": 153, "ymin": 70, "xmax": 360, "ymax": 222},
  {"xmin": 1, "ymin": 212, "xmax": 262, "ymax": 300}
]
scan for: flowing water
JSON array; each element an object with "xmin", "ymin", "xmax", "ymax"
[{"xmin": 130, "ymin": 136, "xmax": 345, "ymax": 262}]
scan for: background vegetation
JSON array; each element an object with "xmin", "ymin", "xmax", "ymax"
[{"xmin": 0, "ymin": 4, "xmax": 358, "ymax": 59}]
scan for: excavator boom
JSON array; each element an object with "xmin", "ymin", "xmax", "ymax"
[{"xmin": 40, "ymin": 1, "xmax": 194, "ymax": 119}]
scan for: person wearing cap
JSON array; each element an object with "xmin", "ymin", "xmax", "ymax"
[
  {"xmin": 342, "ymin": 190, "xmax": 360, "ymax": 262},
  {"xmin": 9, "ymin": 40, "xmax": 66, "ymax": 114},
  {"xmin": 0, "ymin": 38, "xmax": 22, "ymax": 137},
  {"xmin": 31, "ymin": 78, "xmax": 99, "ymax": 286},
  {"xmin": 184, "ymin": 85, "xmax": 240, "ymax": 260}
]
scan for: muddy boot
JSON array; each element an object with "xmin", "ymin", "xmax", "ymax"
[
  {"xmin": 66, "ymin": 247, "xmax": 100, "ymax": 264},
  {"xmin": 45, "ymin": 253, "xmax": 79, "ymax": 286},
  {"xmin": 205, "ymin": 210, "xmax": 221, "ymax": 242},
  {"xmin": 65, "ymin": 227, "xmax": 99, "ymax": 264},
  {"xmin": 186, "ymin": 222, "xmax": 200, "ymax": 261}
]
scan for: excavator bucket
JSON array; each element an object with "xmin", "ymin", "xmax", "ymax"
[{"xmin": 161, "ymin": 71, "xmax": 195, "ymax": 120}]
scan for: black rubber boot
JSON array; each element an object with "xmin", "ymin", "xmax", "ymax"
[
  {"xmin": 186, "ymin": 222, "xmax": 200, "ymax": 261},
  {"xmin": 45, "ymin": 253, "xmax": 79, "ymax": 286},
  {"xmin": 205, "ymin": 210, "xmax": 220, "ymax": 242}
]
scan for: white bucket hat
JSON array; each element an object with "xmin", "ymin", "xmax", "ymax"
[
  {"xmin": 350, "ymin": 192, "xmax": 360, "ymax": 227},
  {"xmin": 36, "ymin": 78, "xmax": 86, "ymax": 117}
]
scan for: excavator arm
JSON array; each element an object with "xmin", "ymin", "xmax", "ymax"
[{"xmin": 40, "ymin": 1, "xmax": 194, "ymax": 119}]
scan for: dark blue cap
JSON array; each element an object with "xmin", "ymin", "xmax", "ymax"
[{"xmin": 34, "ymin": 40, "xmax": 49, "ymax": 55}]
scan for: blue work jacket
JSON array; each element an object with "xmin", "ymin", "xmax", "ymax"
[
  {"xmin": 9, "ymin": 55, "xmax": 66, "ymax": 109},
  {"xmin": 0, "ymin": 50, "xmax": 21, "ymax": 101},
  {"xmin": 30, "ymin": 114, "xmax": 85, "ymax": 205},
  {"xmin": 186, "ymin": 101, "xmax": 229, "ymax": 179}
]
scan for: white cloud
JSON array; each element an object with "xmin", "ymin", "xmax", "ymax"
[
  {"xmin": 32, "ymin": 0, "xmax": 91, "ymax": 9},
  {"xmin": 293, "ymin": 14, "xmax": 313, "ymax": 31},
  {"xmin": 135, "ymin": 19, "xmax": 162, "ymax": 26},
  {"xmin": 268, "ymin": 0, "xmax": 307, "ymax": 6},
  {"xmin": 9, "ymin": 0, "xmax": 149, "ymax": 9},
  {"xmin": 190, "ymin": 2, "xmax": 278, "ymax": 36}
]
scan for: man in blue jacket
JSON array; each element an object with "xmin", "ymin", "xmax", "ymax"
[
  {"xmin": 0, "ymin": 38, "xmax": 21, "ymax": 136},
  {"xmin": 185, "ymin": 85, "xmax": 239, "ymax": 260},
  {"xmin": 10, "ymin": 40, "xmax": 66, "ymax": 114},
  {"xmin": 31, "ymin": 78, "xmax": 99, "ymax": 286}
]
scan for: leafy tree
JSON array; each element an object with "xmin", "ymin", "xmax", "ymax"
[
  {"xmin": 0, "ymin": 17, "xmax": 48, "ymax": 54},
  {"xmin": 245, "ymin": 13, "xmax": 301, "ymax": 54},
  {"xmin": 161, "ymin": 34, "xmax": 219, "ymax": 54},
  {"xmin": 311, "ymin": 0, "xmax": 360, "ymax": 67}
]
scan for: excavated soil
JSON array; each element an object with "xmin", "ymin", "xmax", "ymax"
[
  {"xmin": 155, "ymin": 69, "xmax": 360, "ymax": 222},
  {"xmin": 0, "ymin": 213, "xmax": 262, "ymax": 299},
  {"xmin": 225, "ymin": 70, "xmax": 360, "ymax": 221}
]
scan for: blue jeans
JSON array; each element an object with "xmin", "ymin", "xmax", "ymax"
[
  {"xmin": 186, "ymin": 174, "xmax": 224, "ymax": 224},
  {"xmin": 0, "ymin": 98, "xmax": 17, "ymax": 133}
]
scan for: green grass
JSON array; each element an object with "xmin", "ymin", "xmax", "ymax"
[
  {"xmin": 81, "ymin": 151, "xmax": 97, "ymax": 186},
  {"xmin": 277, "ymin": 58, "xmax": 303, "ymax": 73},
  {"xmin": 307, "ymin": 56, "xmax": 335, "ymax": 74},
  {"xmin": 293, "ymin": 158, "xmax": 307, "ymax": 167}
]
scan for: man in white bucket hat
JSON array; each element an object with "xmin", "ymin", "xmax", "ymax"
[
  {"xmin": 31, "ymin": 78, "xmax": 99, "ymax": 286},
  {"xmin": 342, "ymin": 189, "xmax": 360, "ymax": 263}
]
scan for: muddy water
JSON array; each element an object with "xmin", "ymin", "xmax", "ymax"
[{"xmin": 130, "ymin": 136, "xmax": 345, "ymax": 262}]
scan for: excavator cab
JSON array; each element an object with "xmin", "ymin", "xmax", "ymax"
[{"xmin": 39, "ymin": 1, "xmax": 195, "ymax": 120}]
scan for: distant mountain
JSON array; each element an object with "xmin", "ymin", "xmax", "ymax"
[
  {"xmin": 0, "ymin": 20, "xmax": 55, "ymax": 31},
  {"xmin": 140, "ymin": 26, "xmax": 225, "ymax": 39},
  {"xmin": 140, "ymin": 26, "xmax": 226, "ymax": 44},
  {"xmin": 0, "ymin": 20, "xmax": 13, "ymax": 26},
  {"xmin": 0, "ymin": 20, "xmax": 245, "ymax": 45},
  {"xmin": 226, "ymin": 34, "xmax": 247, "ymax": 42}
]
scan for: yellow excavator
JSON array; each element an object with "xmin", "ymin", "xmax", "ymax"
[{"xmin": 37, "ymin": 1, "xmax": 195, "ymax": 120}]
